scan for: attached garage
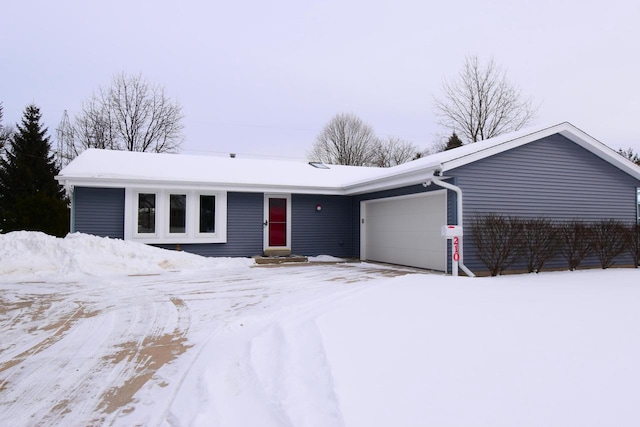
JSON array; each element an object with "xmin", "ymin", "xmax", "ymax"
[{"xmin": 360, "ymin": 190, "xmax": 447, "ymax": 271}]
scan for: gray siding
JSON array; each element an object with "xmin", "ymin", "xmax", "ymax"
[
  {"xmin": 158, "ymin": 192, "xmax": 264, "ymax": 257},
  {"xmin": 452, "ymin": 134, "xmax": 640, "ymax": 273},
  {"xmin": 169, "ymin": 193, "xmax": 357, "ymax": 258},
  {"xmin": 291, "ymin": 194, "xmax": 353, "ymax": 257},
  {"xmin": 74, "ymin": 187, "xmax": 125, "ymax": 239}
]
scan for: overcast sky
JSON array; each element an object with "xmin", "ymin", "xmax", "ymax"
[{"xmin": 2, "ymin": 0, "xmax": 639, "ymax": 160}]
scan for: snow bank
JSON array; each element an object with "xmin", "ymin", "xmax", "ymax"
[
  {"xmin": 0, "ymin": 231, "xmax": 253, "ymax": 280},
  {"xmin": 307, "ymin": 255, "xmax": 347, "ymax": 263}
]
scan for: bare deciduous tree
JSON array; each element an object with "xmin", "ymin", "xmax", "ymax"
[
  {"xmin": 308, "ymin": 113, "xmax": 378, "ymax": 166},
  {"xmin": 372, "ymin": 136, "xmax": 418, "ymax": 167},
  {"xmin": 0, "ymin": 103, "xmax": 14, "ymax": 153},
  {"xmin": 434, "ymin": 55, "xmax": 537, "ymax": 143},
  {"xmin": 63, "ymin": 73, "xmax": 184, "ymax": 162},
  {"xmin": 309, "ymin": 113, "xmax": 420, "ymax": 167}
]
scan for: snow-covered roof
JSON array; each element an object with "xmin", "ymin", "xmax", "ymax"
[
  {"xmin": 56, "ymin": 149, "xmax": 398, "ymax": 195},
  {"xmin": 56, "ymin": 122, "xmax": 640, "ymax": 194}
]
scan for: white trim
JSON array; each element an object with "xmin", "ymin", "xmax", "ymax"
[
  {"xmin": 360, "ymin": 200, "xmax": 367, "ymax": 260},
  {"xmin": 636, "ymin": 187, "xmax": 640, "ymax": 224},
  {"xmin": 263, "ymin": 193, "xmax": 292, "ymax": 253},
  {"xmin": 167, "ymin": 193, "xmax": 188, "ymax": 237},
  {"xmin": 360, "ymin": 190, "xmax": 448, "ymax": 271},
  {"xmin": 124, "ymin": 188, "xmax": 227, "ymax": 244}
]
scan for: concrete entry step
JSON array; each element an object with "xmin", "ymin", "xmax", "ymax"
[
  {"xmin": 253, "ymin": 255, "xmax": 308, "ymax": 265},
  {"xmin": 263, "ymin": 248, "xmax": 292, "ymax": 257}
]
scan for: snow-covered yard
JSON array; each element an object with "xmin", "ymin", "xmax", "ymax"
[{"xmin": 1, "ymin": 232, "xmax": 639, "ymax": 426}]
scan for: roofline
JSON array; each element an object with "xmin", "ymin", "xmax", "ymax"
[
  {"xmin": 56, "ymin": 122, "xmax": 640, "ymax": 195},
  {"xmin": 55, "ymin": 162, "xmax": 443, "ymax": 196},
  {"xmin": 54, "ymin": 176, "xmax": 350, "ymax": 195},
  {"xmin": 341, "ymin": 161, "xmax": 442, "ymax": 194},
  {"xmin": 440, "ymin": 122, "xmax": 640, "ymax": 180}
]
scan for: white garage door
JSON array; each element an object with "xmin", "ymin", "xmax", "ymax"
[{"xmin": 361, "ymin": 191, "xmax": 447, "ymax": 271}]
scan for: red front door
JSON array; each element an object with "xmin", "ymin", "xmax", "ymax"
[{"xmin": 268, "ymin": 197, "xmax": 287, "ymax": 247}]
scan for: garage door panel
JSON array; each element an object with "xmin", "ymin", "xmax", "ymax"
[{"xmin": 363, "ymin": 192, "xmax": 446, "ymax": 271}]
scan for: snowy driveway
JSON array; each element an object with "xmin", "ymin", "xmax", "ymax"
[{"xmin": 0, "ymin": 261, "xmax": 420, "ymax": 426}]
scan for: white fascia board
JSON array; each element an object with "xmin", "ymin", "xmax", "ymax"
[
  {"xmin": 55, "ymin": 176, "xmax": 348, "ymax": 195},
  {"xmin": 439, "ymin": 124, "xmax": 569, "ymax": 172},
  {"xmin": 557, "ymin": 128, "xmax": 640, "ymax": 181},
  {"xmin": 58, "ymin": 162, "xmax": 445, "ymax": 196},
  {"xmin": 439, "ymin": 122, "xmax": 640, "ymax": 181},
  {"xmin": 343, "ymin": 165, "xmax": 440, "ymax": 195},
  {"xmin": 56, "ymin": 177, "xmax": 229, "ymax": 192}
]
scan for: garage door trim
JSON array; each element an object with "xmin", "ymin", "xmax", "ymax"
[{"xmin": 360, "ymin": 190, "xmax": 447, "ymax": 270}]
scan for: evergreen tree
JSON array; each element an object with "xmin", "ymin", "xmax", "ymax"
[
  {"xmin": 617, "ymin": 147, "xmax": 640, "ymax": 166},
  {"xmin": 0, "ymin": 104, "xmax": 69, "ymax": 236},
  {"xmin": 444, "ymin": 132, "xmax": 464, "ymax": 151}
]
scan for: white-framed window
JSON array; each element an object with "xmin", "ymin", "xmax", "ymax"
[
  {"xmin": 169, "ymin": 193, "xmax": 187, "ymax": 235},
  {"xmin": 137, "ymin": 192, "xmax": 157, "ymax": 235},
  {"xmin": 198, "ymin": 194, "xmax": 217, "ymax": 235},
  {"xmin": 125, "ymin": 189, "xmax": 227, "ymax": 244}
]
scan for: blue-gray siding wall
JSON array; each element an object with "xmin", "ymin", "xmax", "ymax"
[
  {"xmin": 351, "ymin": 184, "xmax": 455, "ymax": 258},
  {"xmin": 158, "ymin": 192, "xmax": 264, "ymax": 257},
  {"xmin": 160, "ymin": 193, "xmax": 357, "ymax": 258},
  {"xmin": 291, "ymin": 194, "xmax": 353, "ymax": 257},
  {"xmin": 452, "ymin": 134, "xmax": 640, "ymax": 272},
  {"xmin": 74, "ymin": 187, "xmax": 125, "ymax": 238},
  {"xmin": 176, "ymin": 193, "xmax": 356, "ymax": 258},
  {"xmin": 73, "ymin": 188, "xmax": 357, "ymax": 258}
]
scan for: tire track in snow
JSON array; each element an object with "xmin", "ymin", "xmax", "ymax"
[
  {"xmin": 94, "ymin": 295, "xmax": 192, "ymax": 418},
  {"xmin": 0, "ymin": 300, "xmax": 98, "ymax": 385},
  {"xmin": 0, "ymin": 263, "xmax": 426, "ymax": 426},
  {"xmin": 248, "ymin": 319, "xmax": 345, "ymax": 427}
]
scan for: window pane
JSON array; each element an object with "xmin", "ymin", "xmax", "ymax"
[
  {"xmin": 199, "ymin": 195, "xmax": 216, "ymax": 233},
  {"xmin": 269, "ymin": 222, "xmax": 286, "ymax": 246},
  {"xmin": 138, "ymin": 193, "xmax": 156, "ymax": 234},
  {"xmin": 170, "ymin": 194, "xmax": 186, "ymax": 233},
  {"xmin": 269, "ymin": 198, "xmax": 287, "ymax": 222}
]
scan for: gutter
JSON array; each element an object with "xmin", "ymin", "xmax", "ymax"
[{"xmin": 424, "ymin": 174, "xmax": 475, "ymax": 277}]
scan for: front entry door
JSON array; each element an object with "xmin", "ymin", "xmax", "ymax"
[{"xmin": 264, "ymin": 194, "xmax": 291, "ymax": 256}]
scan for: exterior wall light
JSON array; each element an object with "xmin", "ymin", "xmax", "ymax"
[{"xmin": 316, "ymin": 204, "xmax": 322, "ymax": 212}]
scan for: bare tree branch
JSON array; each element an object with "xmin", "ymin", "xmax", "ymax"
[
  {"xmin": 308, "ymin": 113, "xmax": 378, "ymax": 166},
  {"xmin": 372, "ymin": 136, "xmax": 418, "ymax": 167},
  {"xmin": 62, "ymin": 73, "xmax": 184, "ymax": 161},
  {"xmin": 434, "ymin": 55, "xmax": 537, "ymax": 143}
]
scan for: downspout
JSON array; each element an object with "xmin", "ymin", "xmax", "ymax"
[
  {"xmin": 424, "ymin": 174, "xmax": 475, "ymax": 277},
  {"xmin": 63, "ymin": 180, "xmax": 75, "ymax": 233}
]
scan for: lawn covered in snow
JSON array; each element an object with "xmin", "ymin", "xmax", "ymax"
[{"xmin": 1, "ymin": 232, "xmax": 639, "ymax": 426}]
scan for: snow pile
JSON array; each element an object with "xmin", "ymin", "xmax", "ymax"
[
  {"xmin": 0, "ymin": 231, "xmax": 253, "ymax": 279},
  {"xmin": 308, "ymin": 255, "xmax": 347, "ymax": 262}
]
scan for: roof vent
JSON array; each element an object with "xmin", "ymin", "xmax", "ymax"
[
  {"xmin": 230, "ymin": 153, "xmax": 236, "ymax": 158},
  {"xmin": 309, "ymin": 161, "xmax": 329, "ymax": 169}
]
